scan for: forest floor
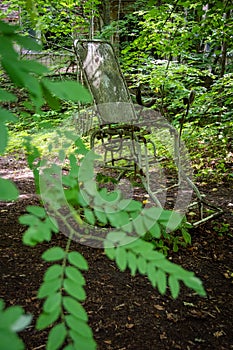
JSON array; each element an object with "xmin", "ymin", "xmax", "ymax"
[{"xmin": 0, "ymin": 154, "xmax": 233, "ymax": 350}]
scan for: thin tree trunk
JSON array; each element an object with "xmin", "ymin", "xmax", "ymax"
[
  {"xmin": 220, "ymin": 10, "xmax": 230, "ymax": 77},
  {"xmin": 103, "ymin": 0, "xmax": 111, "ymax": 26},
  {"xmin": 220, "ymin": 41, "xmax": 227, "ymax": 77}
]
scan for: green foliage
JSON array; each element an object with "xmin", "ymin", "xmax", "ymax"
[
  {"xmin": 104, "ymin": 238, "xmax": 205, "ymax": 298},
  {"xmin": 213, "ymin": 222, "xmax": 231, "ymax": 237},
  {"xmin": 193, "ymin": 74, "xmax": 233, "ymax": 124},
  {"xmin": 0, "ymin": 21, "xmax": 96, "ymax": 347},
  {"xmin": 0, "ymin": 299, "xmax": 32, "ymax": 350},
  {"xmin": 0, "ymin": 7, "xmax": 212, "ymax": 349},
  {"xmin": 19, "ymin": 205, "xmax": 59, "ymax": 246},
  {"xmin": 121, "ymin": 1, "xmax": 232, "ymax": 69},
  {"xmin": 0, "ymin": 178, "xmax": 19, "ymax": 201},
  {"xmin": 183, "ymin": 120, "xmax": 233, "ymax": 181},
  {"xmin": 20, "ymin": 136, "xmax": 205, "ymax": 303},
  {"xmin": 144, "ymin": 219, "xmax": 192, "ymax": 254},
  {"xmin": 6, "ymin": 0, "xmax": 101, "ymax": 47},
  {"xmin": 0, "ymin": 19, "xmax": 91, "ymax": 201},
  {"xmin": 36, "ymin": 247, "xmax": 96, "ymax": 350},
  {"xmin": 120, "ymin": 1, "xmax": 233, "ymax": 125}
]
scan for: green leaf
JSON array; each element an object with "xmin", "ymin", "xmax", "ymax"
[
  {"xmin": 183, "ymin": 276, "xmax": 206, "ymax": 297},
  {"xmin": 107, "ymin": 211, "xmax": 130, "ymax": 227},
  {"xmin": 127, "ymin": 251, "xmax": 137, "ymax": 276},
  {"xmin": 126, "ymin": 239, "xmax": 154, "ymax": 257},
  {"xmin": 43, "ymin": 293, "xmax": 61, "ymax": 313},
  {"xmin": 160, "ymin": 210, "xmax": 183, "ymax": 231},
  {"xmin": 0, "ymin": 178, "xmax": 19, "ymax": 201},
  {"xmin": 42, "ymin": 247, "xmax": 65, "ymax": 262},
  {"xmin": 63, "ymin": 297, "xmax": 88, "ymax": 322},
  {"xmin": 69, "ymin": 330, "xmax": 96, "ymax": 350},
  {"xmin": 77, "ymin": 192, "xmax": 89, "ymax": 207},
  {"xmin": 117, "ymin": 199, "xmax": 142, "ymax": 212},
  {"xmin": 63, "ymin": 278, "xmax": 86, "ymax": 301},
  {"xmin": 24, "ymin": 75, "xmax": 44, "ymax": 110},
  {"xmin": 133, "ymin": 215, "xmax": 147, "ymax": 236},
  {"xmin": 143, "ymin": 214, "xmax": 159, "ymax": 231},
  {"xmin": 14, "ymin": 34, "xmax": 41, "ymax": 51},
  {"xmin": 68, "ymin": 252, "xmax": 88, "ymax": 271},
  {"xmin": 0, "ymin": 306, "xmax": 23, "ymax": 328},
  {"xmin": 65, "ymin": 315, "xmax": 93, "ymax": 338},
  {"xmin": 1, "ymin": 59, "xmax": 25, "ymax": 87},
  {"xmin": 115, "ymin": 246, "xmax": 127, "ymax": 272},
  {"xmin": 19, "ymin": 59, "xmax": 48, "ymax": 75},
  {"xmin": 22, "ymin": 218, "xmax": 55, "ymax": 245},
  {"xmin": 11, "ymin": 314, "xmax": 33, "ymax": 332},
  {"xmin": 137, "ymin": 255, "xmax": 147, "ymax": 274},
  {"xmin": 63, "ymin": 346, "xmax": 75, "ymax": 350},
  {"xmin": 99, "ymin": 188, "xmax": 119, "ymax": 202},
  {"xmin": 42, "ymin": 79, "xmax": 92, "ymax": 103},
  {"xmin": 104, "ymin": 247, "xmax": 116, "ymax": 260},
  {"xmin": 44, "ymin": 216, "xmax": 59, "ymax": 234},
  {"xmin": 157, "ymin": 269, "xmax": 167, "ymax": 295},
  {"xmin": 107, "ymin": 231, "xmax": 126, "ymax": 244},
  {"xmin": 65, "ymin": 266, "xmax": 86, "ymax": 286},
  {"xmin": 94, "ymin": 208, "xmax": 108, "ymax": 225},
  {"xmin": 143, "ymin": 207, "xmax": 164, "ymax": 221},
  {"xmin": 147, "ymin": 263, "xmax": 157, "ymax": 287},
  {"xmin": 0, "ymin": 37, "xmax": 18, "ymax": 60},
  {"xmin": 44, "ymin": 265, "xmax": 63, "ymax": 282},
  {"xmin": 0, "ymin": 89, "xmax": 16, "ymax": 102},
  {"xmin": 148, "ymin": 222, "xmax": 161, "ymax": 238},
  {"xmin": 122, "ymin": 221, "xmax": 133, "ymax": 233},
  {"xmin": 84, "ymin": 208, "xmax": 96, "ymax": 225},
  {"xmin": 0, "ymin": 299, "xmax": 5, "ymax": 311},
  {"xmin": 38, "ymin": 279, "xmax": 62, "ymax": 299},
  {"xmin": 155, "ymin": 259, "xmax": 183, "ymax": 274},
  {"xmin": 47, "ymin": 323, "xmax": 67, "ymax": 350},
  {"xmin": 41, "ymin": 83, "xmax": 61, "ymax": 111},
  {"xmin": 19, "ymin": 214, "xmax": 40, "ymax": 226},
  {"xmin": 84, "ymin": 182, "xmax": 99, "ymax": 199},
  {"xmin": 182, "ymin": 229, "xmax": 191, "ymax": 244},
  {"xmin": 36, "ymin": 308, "xmax": 60, "ymax": 330},
  {"xmin": 0, "ymin": 21, "xmax": 19, "ymax": 34},
  {"xmin": 22, "ymin": 227, "xmax": 39, "ymax": 246},
  {"xmin": 79, "ymin": 157, "xmax": 96, "ymax": 181},
  {"xmin": 26, "ymin": 206, "xmax": 46, "ymax": 218},
  {"xmin": 141, "ymin": 249, "xmax": 164, "ymax": 261},
  {"xmin": 0, "ymin": 330, "xmax": 24, "ymax": 350},
  {"xmin": 0, "ymin": 123, "xmax": 8, "ymax": 153},
  {"xmin": 168, "ymin": 275, "xmax": 180, "ymax": 299}
]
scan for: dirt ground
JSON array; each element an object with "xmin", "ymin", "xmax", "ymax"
[{"xmin": 0, "ymin": 155, "xmax": 233, "ymax": 350}]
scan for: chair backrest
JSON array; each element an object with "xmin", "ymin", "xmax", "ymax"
[{"xmin": 74, "ymin": 40, "xmax": 136, "ymax": 124}]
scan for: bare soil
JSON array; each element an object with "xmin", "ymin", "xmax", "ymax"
[{"xmin": 0, "ymin": 155, "xmax": 233, "ymax": 350}]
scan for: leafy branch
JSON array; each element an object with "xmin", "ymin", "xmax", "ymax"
[
  {"xmin": 37, "ymin": 246, "xmax": 96, "ymax": 350},
  {"xmin": 105, "ymin": 238, "xmax": 205, "ymax": 298},
  {"xmin": 0, "ymin": 19, "xmax": 91, "ymax": 201},
  {"xmin": 20, "ymin": 136, "xmax": 206, "ymax": 304}
]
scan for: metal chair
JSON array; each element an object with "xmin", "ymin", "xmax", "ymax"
[{"xmin": 74, "ymin": 39, "xmax": 222, "ymax": 225}]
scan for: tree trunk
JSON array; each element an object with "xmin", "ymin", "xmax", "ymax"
[
  {"xmin": 220, "ymin": 9, "xmax": 230, "ymax": 77},
  {"xmin": 102, "ymin": 0, "xmax": 111, "ymax": 26}
]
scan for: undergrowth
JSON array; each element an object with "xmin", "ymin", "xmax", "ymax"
[
  {"xmin": 7, "ymin": 110, "xmax": 232, "ymax": 183},
  {"xmin": 182, "ymin": 121, "xmax": 233, "ymax": 182}
]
